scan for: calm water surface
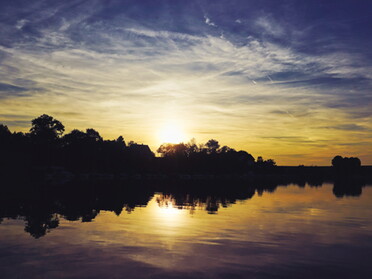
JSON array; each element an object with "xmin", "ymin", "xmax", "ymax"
[{"xmin": 1, "ymin": 183, "xmax": 372, "ymax": 278}]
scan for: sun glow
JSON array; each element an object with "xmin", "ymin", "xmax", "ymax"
[
  {"xmin": 158, "ymin": 122, "xmax": 186, "ymax": 144},
  {"xmin": 150, "ymin": 194, "xmax": 189, "ymax": 231}
]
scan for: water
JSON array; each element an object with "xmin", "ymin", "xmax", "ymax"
[{"xmin": 1, "ymin": 183, "xmax": 372, "ymax": 278}]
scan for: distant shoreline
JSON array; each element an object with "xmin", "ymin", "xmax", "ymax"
[{"xmin": 1, "ymin": 165, "xmax": 370, "ymax": 186}]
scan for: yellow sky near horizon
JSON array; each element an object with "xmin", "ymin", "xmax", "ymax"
[
  {"xmin": 1, "ymin": 84, "xmax": 371, "ymax": 166},
  {"xmin": 0, "ymin": 22, "xmax": 371, "ymax": 166}
]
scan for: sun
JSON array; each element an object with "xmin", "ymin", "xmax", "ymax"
[{"xmin": 158, "ymin": 122, "xmax": 186, "ymax": 144}]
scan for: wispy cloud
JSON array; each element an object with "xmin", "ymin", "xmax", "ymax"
[
  {"xmin": 204, "ymin": 15, "xmax": 217, "ymax": 27},
  {"xmin": 0, "ymin": 0, "xmax": 371, "ymax": 165},
  {"xmin": 125, "ymin": 27, "xmax": 203, "ymax": 42},
  {"xmin": 15, "ymin": 19, "xmax": 29, "ymax": 30},
  {"xmin": 321, "ymin": 124, "xmax": 368, "ymax": 131},
  {"xmin": 255, "ymin": 16, "xmax": 285, "ymax": 37}
]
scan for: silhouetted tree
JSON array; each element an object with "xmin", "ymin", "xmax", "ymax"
[
  {"xmin": 157, "ymin": 143, "xmax": 188, "ymax": 157},
  {"xmin": 0, "ymin": 124, "xmax": 12, "ymax": 167},
  {"xmin": 27, "ymin": 115, "xmax": 65, "ymax": 166},
  {"xmin": 0, "ymin": 124, "xmax": 12, "ymax": 149},
  {"xmin": 62, "ymin": 129, "xmax": 86, "ymax": 146},
  {"xmin": 255, "ymin": 156, "xmax": 276, "ymax": 174},
  {"xmin": 86, "ymin": 128, "xmax": 102, "ymax": 142},
  {"xmin": 155, "ymin": 139, "xmax": 255, "ymax": 174},
  {"xmin": 30, "ymin": 114, "xmax": 65, "ymax": 142},
  {"xmin": 128, "ymin": 141, "xmax": 136, "ymax": 146},
  {"xmin": 0, "ymin": 124, "xmax": 11, "ymax": 138},
  {"xmin": 116, "ymin": 136, "xmax": 126, "ymax": 147},
  {"xmin": 332, "ymin": 155, "xmax": 343, "ymax": 168},
  {"xmin": 332, "ymin": 155, "xmax": 361, "ymax": 175},
  {"xmin": 264, "ymin": 159, "xmax": 276, "ymax": 167},
  {"xmin": 185, "ymin": 138, "xmax": 199, "ymax": 156},
  {"xmin": 256, "ymin": 156, "xmax": 276, "ymax": 167},
  {"xmin": 219, "ymin": 145, "xmax": 234, "ymax": 154},
  {"xmin": 205, "ymin": 139, "xmax": 220, "ymax": 154}
]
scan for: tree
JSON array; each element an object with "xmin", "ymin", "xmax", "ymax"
[
  {"xmin": 256, "ymin": 156, "xmax": 276, "ymax": 168},
  {"xmin": 219, "ymin": 145, "xmax": 235, "ymax": 154},
  {"xmin": 348, "ymin": 157, "xmax": 361, "ymax": 168},
  {"xmin": 257, "ymin": 156, "xmax": 264, "ymax": 164},
  {"xmin": 332, "ymin": 155, "xmax": 343, "ymax": 168},
  {"xmin": 185, "ymin": 138, "xmax": 199, "ymax": 156},
  {"xmin": 205, "ymin": 139, "xmax": 220, "ymax": 154},
  {"xmin": 264, "ymin": 159, "xmax": 276, "ymax": 167},
  {"xmin": 86, "ymin": 128, "xmax": 102, "ymax": 142},
  {"xmin": 62, "ymin": 129, "xmax": 87, "ymax": 146},
  {"xmin": 30, "ymin": 114, "xmax": 65, "ymax": 142},
  {"xmin": 116, "ymin": 136, "xmax": 126, "ymax": 147},
  {"xmin": 128, "ymin": 141, "xmax": 136, "ymax": 147},
  {"xmin": 0, "ymin": 124, "xmax": 11, "ymax": 145},
  {"xmin": 0, "ymin": 124, "xmax": 11, "ymax": 137},
  {"xmin": 157, "ymin": 143, "xmax": 187, "ymax": 157},
  {"xmin": 331, "ymin": 155, "xmax": 361, "ymax": 174},
  {"xmin": 237, "ymin": 151, "xmax": 255, "ymax": 164}
]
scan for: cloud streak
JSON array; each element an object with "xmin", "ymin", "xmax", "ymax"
[
  {"xmin": 0, "ymin": 0, "xmax": 371, "ymax": 165},
  {"xmin": 204, "ymin": 15, "xmax": 217, "ymax": 27}
]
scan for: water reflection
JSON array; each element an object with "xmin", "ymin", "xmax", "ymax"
[
  {"xmin": 333, "ymin": 178, "xmax": 365, "ymax": 198},
  {"xmin": 156, "ymin": 186, "xmax": 255, "ymax": 214},
  {"xmin": 0, "ymin": 179, "xmax": 369, "ymax": 238},
  {"xmin": 0, "ymin": 181, "xmax": 372, "ymax": 279}
]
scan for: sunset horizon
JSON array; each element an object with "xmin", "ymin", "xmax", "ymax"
[
  {"xmin": 2, "ymin": 112, "xmax": 370, "ymax": 166},
  {"xmin": 1, "ymin": 0, "xmax": 371, "ymax": 165},
  {"xmin": 1, "ymin": 2, "xmax": 372, "ymax": 277}
]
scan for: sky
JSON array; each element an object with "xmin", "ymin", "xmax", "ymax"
[{"xmin": 0, "ymin": 0, "xmax": 371, "ymax": 165}]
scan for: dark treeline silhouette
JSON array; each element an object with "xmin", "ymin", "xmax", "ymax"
[
  {"xmin": 1, "ymin": 114, "xmax": 370, "ymax": 187},
  {"xmin": 155, "ymin": 139, "xmax": 258, "ymax": 174},
  {"xmin": 0, "ymin": 114, "xmax": 154, "ymax": 175},
  {"xmin": 0, "ymin": 178, "xmax": 369, "ymax": 238},
  {"xmin": 0, "ymin": 114, "xmax": 278, "ymax": 178},
  {"xmin": 1, "ymin": 115, "xmax": 370, "ymax": 239}
]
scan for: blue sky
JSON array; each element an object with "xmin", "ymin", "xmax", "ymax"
[{"xmin": 0, "ymin": 0, "xmax": 371, "ymax": 165}]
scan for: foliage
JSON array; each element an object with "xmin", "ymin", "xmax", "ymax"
[
  {"xmin": 4, "ymin": 114, "xmax": 363, "ymax": 176},
  {"xmin": 30, "ymin": 114, "xmax": 65, "ymax": 141},
  {"xmin": 332, "ymin": 155, "xmax": 361, "ymax": 174},
  {"xmin": 156, "ymin": 139, "xmax": 255, "ymax": 174}
]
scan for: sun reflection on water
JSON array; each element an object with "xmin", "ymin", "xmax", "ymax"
[
  {"xmin": 150, "ymin": 194, "xmax": 190, "ymax": 231},
  {"xmin": 1, "ymin": 185, "xmax": 372, "ymax": 278}
]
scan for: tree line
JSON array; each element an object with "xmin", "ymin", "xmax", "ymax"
[
  {"xmin": 0, "ymin": 175, "xmax": 367, "ymax": 239},
  {"xmin": 0, "ymin": 114, "xmax": 276, "ymax": 175}
]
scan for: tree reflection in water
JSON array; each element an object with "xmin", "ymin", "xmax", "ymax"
[{"xmin": 0, "ymin": 178, "xmax": 369, "ymax": 238}]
